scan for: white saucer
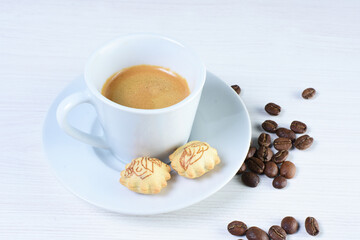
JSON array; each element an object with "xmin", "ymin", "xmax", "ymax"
[{"xmin": 43, "ymin": 72, "xmax": 251, "ymax": 215}]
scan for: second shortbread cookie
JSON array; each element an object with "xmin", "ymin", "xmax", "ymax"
[{"xmin": 169, "ymin": 141, "xmax": 221, "ymax": 179}]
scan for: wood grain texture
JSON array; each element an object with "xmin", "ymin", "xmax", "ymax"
[{"xmin": 1, "ymin": 0, "xmax": 360, "ymax": 239}]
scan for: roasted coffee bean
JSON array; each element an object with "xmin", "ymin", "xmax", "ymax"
[
  {"xmin": 246, "ymin": 157, "xmax": 265, "ymax": 174},
  {"xmin": 264, "ymin": 161, "xmax": 278, "ymax": 178},
  {"xmin": 276, "ymin": 128, "xmax": 296, "ymax": 141},
  {"xmin": 227, "ymin": 220, "xmax": 247, "ymax": 236},
  {"xmin": 290, "ymin": 121, "xmax": 307, "ymax": 134},
  {"xmin": 305, "ymin": 217, "xmax": 320, "ymax": 236},
  {"xmin": 247, "ymin": 146, "xmax": 257, "ymax": 159},
  {"xmin": 281, "ymin": 216, "xmax": 299, "ymax": 234},
  {"xmin": 258, "ymin": 133, "xmax": 271, "ymax": 147},
  {"xmin": 272, "ymin": 176, "xmax": 287, "ymax": 189},
  {"xmin": 265, "ymin": 103, "xmax": 281, "ymax": 116},
  {"xmin": 231, "ymin": 85, "xmax": 241, "ymax": 95},
  {"xmin": 256, "ymin": 146, "xmax": 273, "ymax": 162},
  {"xmin": 294, "ymin": 135, "xmax": 313, "ymax": 150},
  {"xmin": 273, "ymin": 138, "xmax": 292, "ymax": 151},
  {"xmin": 268, "ymin": 225, "xmax": 287, "ymax": 240},
  {"xmin": 280, "ymin": 161, "xmax": 296, "ymax": 179},
  {"xmin": 272, "ymin": 150, "xmax": 289, "ymax": 164},
  {"xmin": 262, "ymin": 120, "xmax": 278, "ymax": 133},
  {"xmin": 241, "ymin": 172, "xmax": 260, "ymax": 187},
  {"xmin": 302, "ymin": 88, "xmax": 316, "ymax": 99},
  {"xmin": 236, "ymin": 162, "xmax": 247, "ymax": 175},
  {"xmin": 246, "ymin": 227, "xmax": 269, "ymax": 240}
]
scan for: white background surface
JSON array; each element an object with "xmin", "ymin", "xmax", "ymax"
[{"xmin": 1, "ymin": 0, "xmax": 360, "ymax": 239}]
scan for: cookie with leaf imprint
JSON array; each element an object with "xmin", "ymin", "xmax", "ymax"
[
  {"xmin": 169, "ymin": 141, "xmax": 221, "ymax": 179},
  {"xmin": 120, "ymin": 157, "xmax": 171, "ymax": 194}
]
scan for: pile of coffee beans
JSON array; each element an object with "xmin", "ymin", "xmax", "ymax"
[
  {"xmin": 237, "ymin": 127, "xmax": 303, "ymax": 189},
  {"xmin": 235, "ymin": 98, "xmax": 314, "ymax": 189},
  {"xmin": 227, "ymin": 216, "xmax": 320, "ymax": 238},
  {"xmin": 229, "ymin": 87, "xmax": 319, "ymax": 238}
]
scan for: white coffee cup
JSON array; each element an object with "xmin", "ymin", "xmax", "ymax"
[{"xmin": 57, "ymin": 34, "xmax": 206, "ymax": 163}]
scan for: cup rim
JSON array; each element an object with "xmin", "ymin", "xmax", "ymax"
[{"xmin": 84, "ymin": 33, "xmax": 206, "ymax": 115}]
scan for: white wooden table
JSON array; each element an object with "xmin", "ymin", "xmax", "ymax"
[{"xmin": 1, "ymin": 0, "xmax": 360, "ymax": 239}]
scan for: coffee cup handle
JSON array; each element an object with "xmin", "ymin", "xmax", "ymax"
[{"xmin": 56, "ymin": 91, "xmax": 108, "ymax": 149}]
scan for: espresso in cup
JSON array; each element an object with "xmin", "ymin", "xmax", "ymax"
[
  {"xmin": 57, "ymin": 34, "xmax": 206, "ymax": 162},
  {"xmin": 101, "ymin": 64, "xmax": 190, "ymax": 109}
]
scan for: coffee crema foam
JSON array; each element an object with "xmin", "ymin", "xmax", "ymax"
[{"xmin": 101, "ymin": 65, "xmax": 190, "ymax": 109}]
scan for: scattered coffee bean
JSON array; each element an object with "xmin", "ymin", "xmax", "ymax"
[
  {"xmin": 302, "ymin": 88, "xmax": 316, "ymax": 99},
  {"xmin": 281, "ymin": 216, "xmax": 299, "ymax": 234},
  {"xmin": 305, "ymin": 217, "xmax": 320, "ymax": 236},
  {"xmin": 294, "ymin": 135, "xmax": 313, "ymax": 150},
  {"xmin": 246, "ymin": 227, "xmax": 269, "ymax": 240},
  {"xmin": 246, "ymin": 157, "xmax": 265, "ymax": 174},
  {"xmin": 241, "ymin": 172, "xmax": 260, "ymax": 187},
  {"xmin": 268, "ymin": 225, "xmax": 287, "ymax": 240},
  {"xmin": 231, "ymin": 85, "xmax": 241, "ymax": 95},
  {"xmin": 272, "ymin": 150, "xmax": 289, "ymax": 164},
  {"xmin": 264, "ymin": 161, "xmax": 278, "ymax": 178},
  {"xmin": 276, "ymin": 128, "xmax": 296, "ymax": 141},
  {"xmin": 280, "ymin": 161, "xmax": 296, "ymax": 179},
  {"xmin": 265, "ymin": 103, "xmax": 281, "ymax": 116},
  {"xmin": 290, "ymin": 121, "xmax": 307, "ymax": 134},
  {"xmin": 258, "ymin": 133, "xmax": 271, "ymax": 147},
  {"xmin": 237, "ymin": 162, "xmax": 247, "ymax": 175},
  {"xmin": 227, "ymin": 220, "xmax": 247, "ymax": 236},
  {"xmin": 247, "ymin": 146, "xmax": 257, "ymax": 159},
  {"xmin": 273, "ymin": 138, "xmax": 292, "ymax": 151},
  {"xmin": 256, "ymin": 146, "xmax": 273, "ymax": 162},
  {"xmin": 272, "ymin": 176, "xmax": 287, "ymax": 189},
  {"xmin": 262, "ymin": 120, "xmax": 278, "ymax": 133}
]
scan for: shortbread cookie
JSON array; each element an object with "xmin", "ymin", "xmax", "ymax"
[
  {"xmin": 169, "ymin": 141, "xmax": 221, "ymax": 178},
  {"xmin": 120, "ymin": 157, "xmax": 171, "ymax": 194}
]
